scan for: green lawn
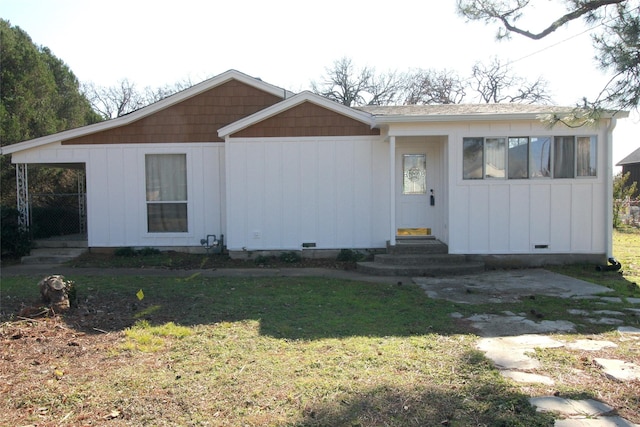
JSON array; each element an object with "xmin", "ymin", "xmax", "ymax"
[{"xmin": 1, "ymin": 228, "xmax": 639, "ymax": 426}]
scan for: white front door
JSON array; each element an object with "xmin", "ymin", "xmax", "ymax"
[{"xmin": 396, "ymin": 141, "xmax": 440, "ymax": 236}]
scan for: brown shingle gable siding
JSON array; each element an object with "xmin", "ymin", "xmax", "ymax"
[
  {"xmin": 231, "ymin": 102, "xmax": 380, "ymax": 138},
  {"xmin": 63, "ymin": 80, "xmax": 283, "ymax": 145}
]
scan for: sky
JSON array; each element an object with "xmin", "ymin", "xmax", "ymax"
[{"xmin": 2, "ymin": 0, "xmax": 638, "ymax": 167}]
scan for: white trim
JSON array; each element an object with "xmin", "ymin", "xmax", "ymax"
[
  {"xmin": 376, "ymin": 111, "xmax": 628, "ymax": 126},
  {"xmin": 218, "ymin": 91, "xmax": 375, "ymax": 138},
  {"xmin": 0, "ymin": 70, "xmax": 290, "ymax": 156}
]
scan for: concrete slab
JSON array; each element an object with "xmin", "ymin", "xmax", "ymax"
[{"xmin": 414, "ymin": 269, "xmax": 613, "ymax": 304}]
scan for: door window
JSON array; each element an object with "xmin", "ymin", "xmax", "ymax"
[{"xmin": 402, "ymin": 154, "xmax": 427, "ymax": 195}]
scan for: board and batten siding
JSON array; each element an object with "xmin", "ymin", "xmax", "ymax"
[
  {"xmin": 446, "ymin": 120, "xmax": 609, "ymax": 255},
  {"xmin": 11, "ymin": 142, "xmax": 226, "ymax": 248},
  {"xmin": 225, "ymin": 136, "xmax": 389, "ymax": 251}
]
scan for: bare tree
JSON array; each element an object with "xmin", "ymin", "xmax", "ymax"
[
  {"xmin": 403, "ymin": 69, "xmax": 467, "ymax": 104},
  {"xmin": 82, "ymin": 79, "xmax": 145, "ymax": 119},
  {"xmin": 470, "ymin": 58, "xmax": 552, "ymax": 104},
  {"xmin": 83, "ymin": 78, "xmax": 195, "ymax": 120},
  {"xmin": 456, "ymin": 0, "xmax": 639, "ymax": 110},
  {"xmin": 311, "ymin": 57, "xmax": 373, "ymax": 106},
  {"xmin": 311, "ymin": 57, "xmax": 407, "ymax": 106}
]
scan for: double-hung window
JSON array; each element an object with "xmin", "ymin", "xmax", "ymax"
[{"xmin": 145, "ymin": 154, "xmax": 188, "ymax": 233}]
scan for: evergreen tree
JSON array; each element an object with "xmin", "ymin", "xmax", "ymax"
[{"xmin": 0, "ymin": 19, "xmax": 101, "ymax": 206}]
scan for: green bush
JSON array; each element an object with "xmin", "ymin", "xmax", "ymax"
[
  {"xmin": 279, "ymin": 251, "xmax": 302, "ymax": 263},
  {"xmin": 114, "ymin": 247, "xmax": 137, "ymax": 257},
  {"xmin": 0, "ymin": 207, "xmax": 31, "ymax": 258},
  {"xmin": 336, "ymin": 249, "xmax": 363, "ymax": 262},
  {"xmin": 137, "ymin": 247, "xmax": 161, "ymax": 256},
  {"xmin": 254, "ymin": 255, "xmax": 271, "ymax": 265}
]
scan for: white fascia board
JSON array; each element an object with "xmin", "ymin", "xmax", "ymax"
[
  {"xmin": 218, "ymin": 91, "xmax": 375, "ymax": 138},
  {"xmin": 1, "ymin": 69, "xmax": 291, "ymax": 156},
  {"xmin": 374, "ymin": 110, "xmax": 629, "ymax": 126}
]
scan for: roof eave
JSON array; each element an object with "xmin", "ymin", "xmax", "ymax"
[
  {"xmin": 219, "ymin": 91, "xmax": 375, "ymax": 138},
  {"xmin": 1, "ymin": 69, "xmax": 291, "ymax": 156}
]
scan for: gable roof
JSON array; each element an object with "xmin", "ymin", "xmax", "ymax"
[
  {"xmin": 218, "ymin": 91, "xmax": 375, "ymax": 138},
  {"xmin": 0, "ymin": 70, "xmax": 292, "ymax": 155},
  {"xmin": 617, "ymin": 146, "xmax": 640, "ymax": 166}
]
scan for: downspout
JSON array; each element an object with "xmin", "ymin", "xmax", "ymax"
[
  {"xmin": 605, "ymin": 117, "xmax": 618, "ymax": 259},
  {"xmin": 389, "ymin": 136, "xmax": 396, "ymax": 247}
]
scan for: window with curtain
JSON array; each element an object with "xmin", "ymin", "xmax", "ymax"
[
  {"xmin": 529, "ymin": 137, "xmax": 551, "ymax": 178},
  {"xmin": 508, "ymin": 137, "xmax": 528, "ymax": 179},
  {"xmin": 576, "ymin": 136, "xmax": 597, "ymax": 177},
  {"xmin": 145, "ymin": 154, "xmax": 188, "ymax": 232},
  {"xmin": 485, "ymin": 138, "xmax": 506, "ymax": 178},
  {"xmin": 463, "ymin": 137, "xmax": 484, "ymax": 179},
  {"xmin": 554, "ymin": 136, "xmax": 575, "ymax": 178}
]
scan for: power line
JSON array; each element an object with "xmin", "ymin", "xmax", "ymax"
[{"xmin": 507, "ymin": 4, "xmax": 640, "ymax": 66}]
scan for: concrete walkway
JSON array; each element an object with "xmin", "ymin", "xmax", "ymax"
[
  {"xmin": 414, "ymin": 270, "xmax": 640, "ymax": 427},
  {"xmin": 3, "ymin": 263, "xmax": 639, "ymax": 426}
]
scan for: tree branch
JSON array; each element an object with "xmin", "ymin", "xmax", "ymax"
[{"xmin": 500, "ymin": 0, "xmax": 625, "ymax": 39}]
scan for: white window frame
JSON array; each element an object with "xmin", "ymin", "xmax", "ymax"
[{"xmin": 144, "ymin": 152, "xmax": 190, "ymax": 234}]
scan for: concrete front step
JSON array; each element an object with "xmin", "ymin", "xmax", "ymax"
[
  {"xmin": 357, "ymin": 260, "xmax": 485, "ymax": 276},
  {"xmin": 388, "ymin": 240, "xmax": 448, "ymax": 255},
  {"xmin": 21, "ymin": 247, "xmax": 87, "ymax": 264},
  {"xmin": 33, "ymin": 238, "xmax": 88, "ymax": 249}
]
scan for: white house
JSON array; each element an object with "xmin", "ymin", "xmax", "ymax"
[{"xmin": 1, "ymin": 70, "xmax": 627, "ymax": 267}]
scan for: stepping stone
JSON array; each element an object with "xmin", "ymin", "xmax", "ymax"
[
  {"xmin": 501, "ymin": 370, "xmax": 555, "ymax": 385},
  {"xmin": 594, "ymin": 310, "xmax": 626, "ymax": 316},
  {"xmin": 555, "ymin": 416, "xmax": 640, "ymax": 426},
  {"xmin": 529, "ymin": 397, "xmax": 613, "ymax": 417},
  {"xmin": 594, "ymin": 358, "xmax": 640, "ymax": 381},
  {"xmin": 566, "ymin": 340, "xmax": 618, "ymax": 351},
  {"xmin": 626, "ymin": 298, "xmax": 640, "ymax": 304},
  {"xmin": 600, "ymin": 297, "xmax": 623, "ymax": 303},
  {"xmin": 468, "ymin": 313, "xmax": 575, "ymax": 336},
  {"xmin": 477, "ymin": 335, "xmax": 564, "ymax": 370},
  {"xmin": 587, "ymin": 317, "xmax": 625, "ymax": 325},
  {"xmin": 568, "ymin": 309, "xmax": 591, "ymax": 316},
  {"xmin": 618, "ymin": 326, "xmax": 640, "ymax": 335}
]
